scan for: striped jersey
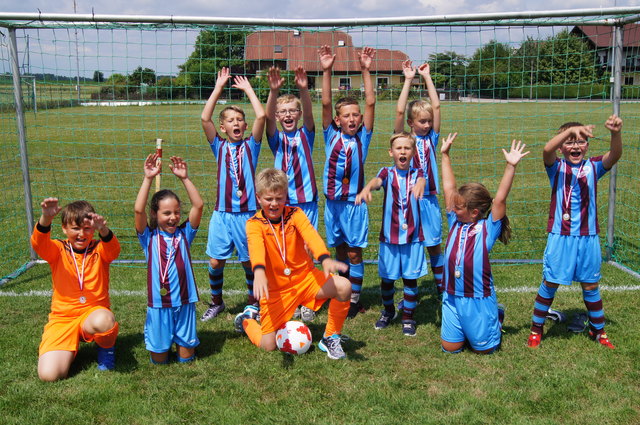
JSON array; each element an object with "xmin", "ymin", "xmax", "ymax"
[
  {"xmin": 267, "ymin": 127, "xmax": 318, "ymax": 204},
  {"xmin": 210, "ymin": 135, "xmax": 261, "ymax": 212},
  {"xmin": 443, "ymin": 211, "xmax": 502, "ymax": 298},
  {"xmin": 323, "ymin": 122, "xmax": 373, "ymax": 202},
  {"xmin": 412, "ymin": 130, "xmax": 440, "ymax": 195},
  {"xmin": 138, "ymin": 221, "xmax": 199, "ymax": 308},
  {"xmin": 377, "ymin": 166, "xmax": 424, "ymax": 244},
  {"xmin": 546, "ymin": 157, "xmax": 607, "ymax": 236}
]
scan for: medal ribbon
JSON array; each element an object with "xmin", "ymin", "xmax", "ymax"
[
  {"xmin": 454, "ymin": 223, "xmax": 472, "ymax": 272},
  {"xmin": 393, "ymin": 167, "xmax": 413, "ymax": 227},
  {"xmin": 562, "ymin": 161, "xmax": 585, "ymax": 220},
  {"xmin": 227, "ymin": 142, "xmax": 245, "ymax": 193},
  {"xmin": 282, "ymin": 134, "xmax": 298, "ymax": 172},
  {"xmin": 157, "ymin": 232, "xmax": 181, "ymax": 286},
  {"xmin": 266, "ymin": 215, "xmax": 287, "ymax": 270},
  {"xmin": 67, "ymin": 243, "xmax": 89, "ymax": 292},
  {"xmin": 418, "ymin": 138, "xmax": 430, "ymax": 169}
]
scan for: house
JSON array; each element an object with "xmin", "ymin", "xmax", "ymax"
[
  {"xmin": 245, "ymin": 30, "xmax": 410, "ymax": 92},
  {"xmin": 572, "ymin": 24, "xmax": 640, "ymax": 85}
]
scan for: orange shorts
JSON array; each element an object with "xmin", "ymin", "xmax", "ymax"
[
  {"xmin": 38, "ymin": 306, "xmax": 108, "ymax": 356},
  {"xmin": 260, "ymin": 268, "xmax": 329, "ymax": 335}
]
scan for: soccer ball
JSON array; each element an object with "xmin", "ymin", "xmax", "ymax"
[{"xmin": 276, "ymin": 320, "xmax": 312, "ymax": 355}]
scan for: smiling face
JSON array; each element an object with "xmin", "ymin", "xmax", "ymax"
[
  {"xmin": 559, "ymin": 138, "xmax": 589, "ymax": 165},
  {"xmin": 257, "ymin": 188, "xmax": 287, "ymax": 221},
  {"xmin": 219, "ymin": 109, "xmax": 248, "ymax": 142},
  {"xmin": 334, "ymin": 104, "xmax": 363, "ymax": 136},
  {"xmin": 62, "ymin": 219, "xmax": 95, "ymax": 251},
  {"xmin": 389, "ymin": 135, "xmax": 415, "ymax": 170},
  {"xmin": 153, "ymin": 197, "xmax": 181, "ymax": 234},
  {"xmin": 275, "ymin": 99, "xmax": 302, "ymax": 133}
]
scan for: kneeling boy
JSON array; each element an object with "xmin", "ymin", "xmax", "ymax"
[{"xmin": 235, "ymin": 169, "xmax": 352, "ymax": 359}]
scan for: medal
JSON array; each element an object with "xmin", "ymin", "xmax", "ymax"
[
  {"xmin": 402, "ymin": 223, "xmax": 408, "ymax": 230},
  {"xmin": 267, "ymin": 214, "xmax": 290, "ymax": 277},
  {"xmin": 562, "ymin": 213, "xmax": 570, "ymax": 221},
  {"xmin": 79, "ymin": 296, "xmax": 87, "ymax": 304},
  {"xmin": 157, "ymin": 232, "xmax": 180, "ymax": 297},
  {"xmin": 67, "ymin": 242, "xmax": 89, "ymax": 304},
  {"xmin": 284, "ymin": 268, "xmax": 291, "ymax": 276},
  {"xmin": 342, "ymin": 178, "xmax": 349, "ymax": 185},
  {"xmin": 393, "ymin": 168, "xmax": 413, "ymax": 234},
  {"xmin": 236, "ymin": 190, "xmax": 243, "ymax": 198},
  {"xmin": 454, "ymin": 223, "xmax": 472, "ymax": 281},
  {"xmin": 455, "ymin": 270, "xmax": 461, "ymax": 278},
  {"xmin": 159, "ymin": 287, "xmax": 168, "ymax": 296},
  {"xmin": 227, "ymin": 142, "xmax": 245, "ymax": 200},
  {"xmin": 562, "ymin": 161, "xmax": 585, "ymax": 225}
]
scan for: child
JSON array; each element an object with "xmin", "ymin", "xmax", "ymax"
[
  {"xmin": 318, "ymin": 44, "xmax": 376, "ymax": 318},
  {"xmin": 134, "ymin": 154, "xmax": 204, "ymax": 364},
  {"xmin": 440, "ymin": 134, "xmax": 528, "ymax": 354},
  {"xmin": 235, "ymin": 168, "xmax": 352, "ymax": 360},
  {"xmin": 32, "ymin": 198, "xmax": 121, "ymax": 381},
  {"xmin": 200, "ymin": 67, "xmax": 266, "ymax": 321},
  {"xmin": 527, "ymin": 115, "xmax": 623, "ymax": 349},
  {"xmin": 394, "ymin": 60, "xmax": 445, "ymax": 296},
  {"xmin": 356, "ymin": 132, "xmax": 427, "ymax": 336},
  {"xmin": 266, "ymin": 66, "xmax": 319, "ymax": 322}
]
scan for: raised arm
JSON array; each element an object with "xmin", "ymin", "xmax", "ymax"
[
  {"xmin": 265, "ymin": 67, "xmax": 283, "ymax": 139},
  {"xmin": 602, "ymin": 114, "xmax": 623, "ymax": 169},
  {"xmin": 542, "ymin": 124, "xmax": 594, "ymax": 167},
  {"xmin": 394, "ymin": 60, "xmax": 416, "ymax": 134},
  {"xmin": 233, "ymin": 76, "xmax": 266, "ymax": 142},
  {"xmin": 295, "ymin": 67, "xmax": 315, "ymax": 132},
  {"xmin": 493, "ymin": 140, "xmax": 530, "ymax": 221},
  {"xmin": 359, "ymin": 47, "xmax": 376, "ymax": 131},
  {"xmin": 134, "ymin": 153, "xmax": 161, "ymax": 234},
  {"xmin": 440, "ymin": 133, "xmax": 459, "ymax": 211},
  {"xmin": 201, "ymin": 67, "xmax": 231, "ymax": 142},
  {"xmin": 355, "ymin": 176, "xmax": 383, "ymax": 205},
  {"xmin": 418, "ymin": 63, "xmax": 440, "ymax": 133},
  {"xmin": 38, "ymin": 197, "xmax": 61, "ymax": 227},
  {"xmin": 169, "ymin": 156, "xmax": 204, "ymax": 229},
  {"xmin": 319, "ymin": 45, "xmax": 336, "ymax": 129}
]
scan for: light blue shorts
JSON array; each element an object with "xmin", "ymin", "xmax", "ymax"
[
  {"xmin": 378, "ymin": 241, "xmax": 429, "ymax": 280},
  {"xmin": 441, "ymin": 292, "xmax": 501, "ymax": 352},
  {"xmin": 292, "ymin": 201, "xmax": 319, "ymax": 229},
  {"xmin": 206, "ymin": 210, "xmax": 253, "ymax": 262},
  {"xmin": 324, "ymin": 200, "xmax": 369, "ymax": 248},
  {"xmin": 543, "ymin": 233, "xmax": 601, "ymax": 285},
  {"xmin": 420, "ymin": 195, "xmax": 443, "ymax": 247},
  {"xmin": 144, "ymin": 303, "xmax": 199, "ymax": 353}
]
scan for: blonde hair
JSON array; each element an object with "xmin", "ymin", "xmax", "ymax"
[
  {"xmin": 457, "ymin": 183, "xmax": 512, "ymax": 245},
  {"xmin": 276, "ymin": 94, "xmax": 302, "ymax": 110},
  {"xmin": 407, "ymin": 99, "xmax": 433, "ymax": 121},
  {"xmin": 334, "ymin": 97, "xmax": 360, "ymax": 115},
  {"xmin": 219, "ymin": 105, "xmax": 246, "ymax": 122},
  {"xmin": 389, "ymin": 131, "xmax": 416, "ymax": 149},
  {"xmin": 255, "ymin": 168, "xmax": 288, "ymax": 196}
]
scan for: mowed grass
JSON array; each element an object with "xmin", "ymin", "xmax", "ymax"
[{"xmin": 0, "ymin": 262, "xmax": 639, "ymax": 424}]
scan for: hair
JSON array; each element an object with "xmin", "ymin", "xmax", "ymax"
[
  {"xmin": 558, "ymin": 121, "xmax": 584, "ymax": 133},
  {"xmin": 276, "ymin": 94, "xmax": 302, "ymax": 110},
  {"xmin": 406, "ymin": 99, "xmax": 433, "ymax": 121},
  {"xmin": 389, "ymin": 131, "xmax": 416, "ymax": 149},
  {"xmin": 60, "ymin": 200, "xmax": 95, "ymax": 226},
  {"xmin": 149, "ymin": 189, "xmax": 181, "ymax": 229},
  {"xmin": 457, "ymin": 183, "xmax": 512, "ymax": 245},
  {"xmin": 334, "ymin": 96, "xmax": 360, "ymax": 115},
  {"xmin": 255, "ymin": 168, "xmax": 288, "ymax": 196},
  {"xmin": 218, "ymin": 105, "xmax": 246, "ymax": 122}
]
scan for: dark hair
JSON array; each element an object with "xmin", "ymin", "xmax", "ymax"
[
  {"xmin": 334, "ymin": 96, "xmax": 360, "ymax": 115},
  {"xmin": 558, "ymin": 121, "xmax": 584, "ymax": 133},
  {"xmin": 458, "ymin": 183, "xmax": 512, "ymax": 245},
  {"xmin": 149, "ymin": 189, "xmax": 181, "ymax": 229},
  {"xmin": 60, "ymin": 200, "xmax": 95, "ymax": 226}
]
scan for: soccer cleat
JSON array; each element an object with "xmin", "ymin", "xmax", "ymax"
[
  {"xmin": 589, "ymin": 331, "xmax": 615, "ymax": 349},
  {"xmin": 318, "ymin": 334, "xmax": 346, "ymax": 360},
  {"xmin": 546, "ymin": 308, "xmax": 567, "ymax": 323},
  {"xmin": 347, "ymin": 301, "xmax": 365, "ymax": 319},
  {"xmin": 402, "ymin": 319, "xmax": 416, "ymax": 337},
  {"xmin": 527, "ymin": 332, "xmax": 541, "ymax": 348},
  {"xmin": 567, "ymin": 312, "xmax": 588, "ymax": 333},
  {"xmin": 200, "ymin": 302, "xmax": 225, "ymax": 322},
  {"xmin": 234, "ymin": 304, "xmax": 259, "ymax": 333},
  {"xmin": 96, "ymin": 345, "xmax": 115, "ymax": 371},
  {"xmin": 300, "ymin": 306, "xmax": 316, "ymax": 322},
  {"xmin": 374, "ymin": 309, "xmax": 397, "ymax": 330},
  {"xmin": 497, "ymin": 303, "xmax": 505, "ymax": 332}
]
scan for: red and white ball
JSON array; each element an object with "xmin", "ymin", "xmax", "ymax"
[{"xmin": 276, "ymin": 321, "xmax": 312, "ymax": 355}]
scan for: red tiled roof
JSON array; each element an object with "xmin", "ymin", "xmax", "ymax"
[
  {"xmin": 245, "ymin": 30, "xmax": 409, "ymax": 72},
  {"xmin": 574, "ymin": 24, "xmax": 640, "ymax": 48}
]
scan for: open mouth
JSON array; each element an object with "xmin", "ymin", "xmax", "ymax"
[{"xmin": 570, "ymin": 151, "xmax": 582, "ymax": 159}]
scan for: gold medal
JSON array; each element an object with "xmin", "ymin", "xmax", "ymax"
[
  {"xmin": 79, "ymin": 296, "xmax": 87, "ymax": 304},
  {"xmin": 562, "ymin": 213, "xmax": 570, "ymax": 221},
  {"xmin": 159, "ymin": 287, "xmax": 168, "ymax": 296},
  {"xmin": 454, "ymin": 270, "xmax": 461, "ymax": 278}
]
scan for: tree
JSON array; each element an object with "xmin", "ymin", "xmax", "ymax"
[
  {"xmin": 536, "ymin": 29, "xmax": 597, "ymax": 85},
  {"xmin": 93, "ymin": 70, "xmax": 104, "ymax": 83},
  {"xmin": 428, "ymin": 51, "xmax": 468, "ymax": 91},
  {"xmin": 129, "ymin": 66, "xmax": 156, "ymax": 86},
  {"xmin": 466, "ymin": 40, "xmax": 512, "ymax": 98}
]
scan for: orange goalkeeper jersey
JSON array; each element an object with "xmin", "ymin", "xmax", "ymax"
[
  {"xmin": 31, "ymin": 224, "xmax": 121, "ymax": 317},
  {"xmin": 246, "ymin": 206, "xmax": 331, "ymax": 292}
]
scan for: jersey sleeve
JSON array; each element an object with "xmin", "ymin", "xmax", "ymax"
[
  {"xmin": 590, "ymin": 156, "xmax": 608, "ymax": 178},
  {"xmin": 246, "ymin": 217, "xmax": 267, "ymax": 271},
  {"xmin": 96, "ymin": 232, "xmax": 121, "ymax": 264},
  {"xmin": 545, "ymin": 158, "xmax": 561, "ymax": 184},
  {"xmin": 293, "ymin": 209, "xmax": 330, "ymax": 260},
  {"xmin": 267, "ymin": 129, "xmax": 280, "ymax": 155},
  {"xmin": 302, "ymin": 126, "xmax": 315, "ymax": 150},
  {"xmin": 446, "ymin": 210, "xmax": 458, "ymax": 231},
  {"xmin": 180, "ymin": 221, "xmax": 198, "ymax": 246},
  {"xmin": 484, "ymin": 213, "xmax": 504, "ymax": 252},
  {"xmin": 376, "ymin": 167, "xmax": 389, "ymax": 183},
  {"xmin": 30, "ymin": 225, "xmax": 62, "ymax": 263}
]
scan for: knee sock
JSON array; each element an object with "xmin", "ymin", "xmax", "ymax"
[
  {"xmin": 583, "ymin": 287, "xmax": 605, "ymax": 334},
  {"xmin": 380, "ymin": 278, "xmax": 396, "ymax": 312},
  {"xmin": 208, "ymin": 265, "xmax": 224, "ymax": 305},
  {"xmin": 244, "ymin": 318, "xmax": 263, "ymax": 347},
  {"xmin": 94, "ymin": 322, "xmax": 119, "ymax": 348},
  {"xmin": 402, "ymin": 278, "xmax": 418, "ymax": 321},
  {"xmin": 177, "ymin": 354, "xmax": 195, "ymax": 363},
  {"xmin": 337, "ymin": 260, "xmax": 349, "ymax": 279},
  {"xmin": 348, "ymin": 262, "xmax": 364, "ymax": 304},
  {"xmin": 429, "ymin": 253, "xmax": 444, "ymax": 294},
  {"xmin": 531, "ymin": 281, "xmax": 558, "ymax": 334},
  {"xmin": 324, "ymin": 298, "xmax": 350, "ymax": 337},
  {"xmin": 243, "ymin": 264, "xmax": 257, "ymax": 305}
]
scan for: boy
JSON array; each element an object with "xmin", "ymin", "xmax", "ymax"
[
  {"xmin": 356, "ymin": 132, "xmax": 427, "ymax": 336},
  {"xmin": 236, "ymin": 168, "xmax": 352, "ymax": 360},
  {"xmin": 200, "ymin": 67, "xmax": 266, "ymax": 321},
  {"xmin": 318, "ymin": 44, "xmax": 376, "ymax": 318},
  {"xmin": 394, "ymin": 60, "xmax": 444, "ymax": 296},
  {"xmin": 527, "ymin": 115, "xmax": 623, "ymax": 349},
  {"xmin": 32, "ymin": 198, "xmax": 121, "ymax": 381},
  {"xmin": 266, "ymin": 66, "xmax": 319, "ymax": 322}
]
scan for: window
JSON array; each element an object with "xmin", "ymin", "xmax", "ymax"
[
  {"xmin": 624, "ymin": 76, "xmax": 634, "ymax": 86},
  {"xmin": 338, "ymin": 40, "xmax": 345, "ymax": 47},
  {"xmin": 339, "ymin": 77, "xmax": 351, "ymax": 90},
  {"xmin": 274, "ymin": 45, "xmax": 282, "ymax": 53},
  {"xmin": 377, "ymin": 77, "xmax": 389, "ymax": 89}
]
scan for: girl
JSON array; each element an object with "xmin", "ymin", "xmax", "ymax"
[
  {"xmin": 440, "ymin": 134, "xmax": 528, "ymax": 354},
  {"xmin": 134, "ymin": 153, "xmax": 204, "ymax": 364}
]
